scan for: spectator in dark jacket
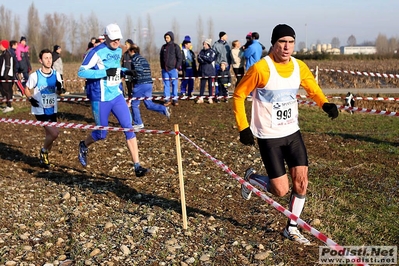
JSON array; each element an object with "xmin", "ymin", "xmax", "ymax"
[
  {"xmin": 197, "ymin": 39, "xmax": 216, "ymax": 104},
  {"xmin": 9, "ymin": 40, "xmax": 22, "ymax": 95},
  {"xmin": 0, "ymin": 40, "xmax": 17, "ymax": 113},
  {"xmin": 9, "ymin": 40, "xmax": 19, "ymax": 74},
  {"xmin": 180, "ymin": 35, "xmax": 197, "ymax": 97},
  {"xmin": 122, "ymin": 39, "xmax": 134, "ymax": 99},
  {"xmin": 160, "ymin": 31, "xmax": 182, "ymax": 106},
  {"xmin": 216, "ymin": 61, "xmax": 231, "ymax": 102}
]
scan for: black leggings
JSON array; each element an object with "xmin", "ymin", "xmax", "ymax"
[
  {"xmin": 258, "ymin": 131, "xmax": 308, "ymax": 179},
  {"xmin": 233, "ymin": 67, "xmax": 244, "ymax": 87},
  {"xmin": 126, "ymin": 80, "xmax": 134, "ymax": 98}
]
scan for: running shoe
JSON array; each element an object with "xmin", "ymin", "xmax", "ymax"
[
  {"xmin": 40, "ymin": 149, "xmax": 50, "ymax": 168},
  {"xmin": 78, "ymin": 141, "xmax": 88, "ymax": 167},
  {"xmin": 165, "ymin": 107, "xmax": 171, "ymax": 120},
  {"xmin": 2, "ymin": 106, "xmax": 14, "ymax": 113},
  {"xmin": 196, "ymin": 98, "xmax": 204, "ymax": 104},
  {"xmin": 283, "ymin": 226, "xmax": 311, "ymax": 245},
  {"xmin": 241, "ymin": 168, "xmax": 255, "ymax": 200},
  {"xmin": 133, "ymin": 124, "xmax": 145, "ymax": 130},
  {"xmin": 135, "ymin": 166, "xmax": 149, "ymax": 177}
]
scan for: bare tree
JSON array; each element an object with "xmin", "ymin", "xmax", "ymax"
[
  {"xmin": 196, "ymin": 15, "xmax": 204, "ymax": 52},
  {"xmin": 27, "ymin": 3, "xmax": 42, "ymax": 61},
  {"xmin": 78, "ymin": 14, "xmax": 89, "ymax": 53},
  {"xmin": 41, "ymin": 12, "xmax": 68, "ymax": 50},
  {"xmin": 297, "ymin": 41, "xmax": 306, "ymax": 51},
  {"xmin": 388, "ymin": 37, "xmax": 398, "ymax": 54},
  {"xmin": 12, "ymin": 14, "xmax": 20, "ymax": 41},
  {"xmin": 124, "ymin": 15, "xmax": 134, "ymax": 41},
  {"xmin": 331, "ymin": 37, "xmax": 340, "ymax": 48},
  {"xmin": 68, "ymin": 14, "xmax": 80, "ymax": 55},
  {"xmin": 171, "ymin": 17, "xmax": 180, "ymax": 45},
  {"xmin": 207, "ymin": 17, "xmax": 214, "ymax": 42},
  {"xmin": 375, "ymin": 33, "xmax": 389, "ymax": 54},
  {"xmin": 76, "ymin": 12, "xmax": 100, "ymax": 55},
  {"xmin": 143, "ymin": 14, "xmax": 157, "ymax": 62},
  {"xmin": 137, "ymin": 17, "xmax": 143, "ymax": 49},
  {"xmin": 0, "ymin": 5, "xmax": 12, "ymax": 39},
  {"xmin": 87, "ymin": 12, "xmax": 101, "ymax": 38},
  {"xmin": 347, "ymin": 35, "xmax": 356, "ymax": 46}
]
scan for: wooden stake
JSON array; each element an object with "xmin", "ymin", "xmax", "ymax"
[{"xmin": 174, "ymin": 124, "xmax": 188, "ymax": 229}]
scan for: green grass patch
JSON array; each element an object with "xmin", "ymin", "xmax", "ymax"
[{"xmin": 300, "ymin": 105, "xmax": 399, "ymax": 247}]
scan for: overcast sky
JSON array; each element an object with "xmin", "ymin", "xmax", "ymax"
[{"xmin": 3, "ymin": 0, "xmax": 398, "ymax": 48}]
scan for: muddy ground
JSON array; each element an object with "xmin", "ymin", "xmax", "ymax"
[{"xmin": 0, "ymin": 96, "xmax": 397, "ymax": 265}]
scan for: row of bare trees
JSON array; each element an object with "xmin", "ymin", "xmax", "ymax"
[
  {"xmin": 1, "ymin": 3, "xmax": 398, "ymax": 62},
  {"xmin": 0, "ymin": 3, "xmax": 219, "ymax": 63}
]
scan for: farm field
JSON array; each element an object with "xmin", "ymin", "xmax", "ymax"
[{"xmin": 0, "ymin": 60, "xmax": 398, "ymax": 265}]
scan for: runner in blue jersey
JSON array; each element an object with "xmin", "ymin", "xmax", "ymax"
[
  {"xmin": 77, "ymin": 23, "xmax": 149, "ymax": 177},
  {"xmin": 24, "ymin": 49, "xmax": 63, "ymax": 168}
]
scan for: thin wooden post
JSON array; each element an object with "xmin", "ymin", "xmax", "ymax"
[{"xmin": 174, "ymin": 124, "xmax": 188, "ymax": 229}]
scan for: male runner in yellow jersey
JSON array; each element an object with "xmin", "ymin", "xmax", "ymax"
[{"xmin": 233, "ymin": 24, "xmax": 338, "ymax": 245}]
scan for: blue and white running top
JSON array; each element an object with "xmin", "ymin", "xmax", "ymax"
[
  {"xmin": 78, "ymin": 43, "xmax": 123, "ymax": 102},
  {"xmin": 26, "ymin": 69, "xmax": 62, "ymax": 115}
]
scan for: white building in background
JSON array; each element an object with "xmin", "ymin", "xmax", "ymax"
[
  {"xmin": 340, "ymin": 46, "xmax": 376, "ymax": 55},
  {"xmin": 301, "ymin": 43, "xmax": 376, "ymax": 55},
  {"xmin": 304, "ymin": 43, "xmax": 340, "ymax": 54}
]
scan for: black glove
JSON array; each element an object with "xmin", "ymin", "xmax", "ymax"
[
  {"xmin": 239, "ymin": 127, "xmax": 255, "ymax": 146},
  {"xmin": 29, "ymin": 97, "xmax": 39, "ymax": 107},
  {"xmin": 106, "ymin": 68, "xmax": 117, "ymax": 76},
  {"xmin": 124, "ymin": 69, "xmax": 137, "ymax": 77},
  {"xmin": 322, "ymin": 103, "xmax": 339, "ymax": 119},
  {"xmin": 56, "ymin": 80, "xmax": 65, "ymax": 94}
]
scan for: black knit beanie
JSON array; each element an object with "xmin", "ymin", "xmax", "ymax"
[
  {"xmin": 219, "ymin": 31, "xmax": 226, "ymax": 38},
  {"xmin": 271, "ymin": 24, "xmax": 296, "ymax": 45}
]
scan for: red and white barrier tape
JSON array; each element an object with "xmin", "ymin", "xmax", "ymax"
[
  {"xmin": 0, "ymin": 95, "xmax": 232, "ymax": 103},
  {"xmin": 3, "ymin": 96, "xmax": 399, "ymax": 118},
  {"xmin": 325, "ymin": 95, "xmax": 399, "ymax": 102},
  {"xmin": 0, "ymin": 75, "xmax": 228, "ymax": 83},
  {"xmin": 0, "ymin": 97, "xmax": 90, "ymax": 103},
  {"xmin": 311, "ymin": 68, "xmax": 399, "ymax": 79},
  {"xmin": 299, "ymin": 100, "xmax": 399, "ymax": 117},
  {"xmin": 0, "ymin": 118, "xmax": 177, "ymax": 135},
  {"xmin": 4, "ymin": 93, "xmax": 399, "ymax": 103},
  {"xmin": 178, "ymin": 132, "xmax": 368, "ymax": 266},
  {"xmin": 2, "ymin": 67, "xmax": 397, "ymax": 83}
]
